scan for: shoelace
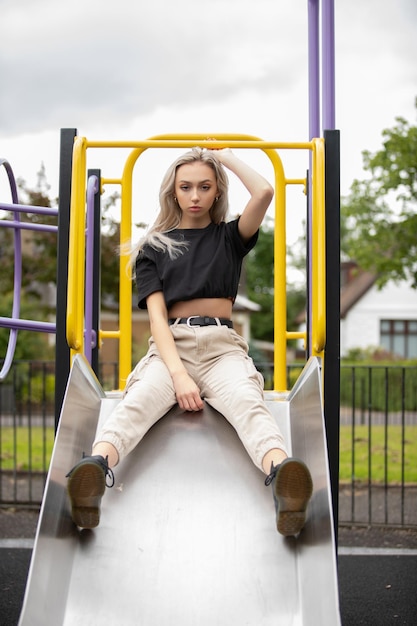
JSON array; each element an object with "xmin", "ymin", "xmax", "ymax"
[
  {"xmin": 66, "ymin": 453, "xmax": 115, "ymax": 488},
  {"xmin": 264, "ymin": 462, "xmax": 280, "ymax": 486},
  {"xmin": 93, "ymin": 454, "xmax": 115, "ymax": 488}
]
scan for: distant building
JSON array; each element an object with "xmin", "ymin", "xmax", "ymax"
[
  {"xmin": 297, "ymin": 261, "xmax": 417, "ymax": 359},
  {"xmin": 340, "ymin": 262, "xmax": 417, "ymax": 359}
]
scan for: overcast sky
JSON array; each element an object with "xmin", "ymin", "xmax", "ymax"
[{"xmin": 1, "ymin": 0, "xmax": 416, "ymax": 244}]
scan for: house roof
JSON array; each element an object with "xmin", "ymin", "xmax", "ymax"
[
  {"xmin": 296, "ymin": 267, "xmax": 378, "ymax": 323},
  {"xmin": 340, "ymin": 270, "xmax": 378, "ymax": 318}
]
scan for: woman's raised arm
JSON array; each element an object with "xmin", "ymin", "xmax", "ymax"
[{"xmin": 214, "ymin": 149, "xmax": 274, "ymax": 241}]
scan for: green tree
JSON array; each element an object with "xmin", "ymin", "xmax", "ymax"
[
  {"xmin": 342, "ymin": 98, "xmax": 417, "ymax": 288},
  {"xmin": 0, "ymin": 224, "xmax": 14, "ymax": 294},
  {"xmin": 17, "ymin": 163, "xmax": 58, "ymax": 289},
  {"xmin": 18, "ymin": 170, "xmax": 124, "ymax": 307},
  {"xmin": 100, "ymin": 191, "xmax": 123, "ymax": 304},
  {"xmin": 246, "ymin": 220, "xmax": 274, "ymax": 341}
]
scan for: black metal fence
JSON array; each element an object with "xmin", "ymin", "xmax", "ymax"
[
  {"xmin": 338, "ymin": 364, "xmax": 417, "ymax": 528},
  {"xmin": 1, "ymin": 360, "xmax": 416, "ymax": 528},
  {"xmin": 0, "ymin": 360, "xmax": 118, "ymax": 507}
]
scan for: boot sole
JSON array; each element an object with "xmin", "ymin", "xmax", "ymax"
[
  {"xmin": 67, "ymin": 462, "xmax": 106, "ymax": 528},
  {"xmin": 275, "ymin": 459, "xmax": 313, "ymax": 536}
]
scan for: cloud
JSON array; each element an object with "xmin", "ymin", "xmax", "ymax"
[
  {"xmin": 1, "ymin": 0, "xmax": 416, "ymax": 213},
  {"xmin": 0, "ymin": 0, "xmax": 307, "ymax": 136}
]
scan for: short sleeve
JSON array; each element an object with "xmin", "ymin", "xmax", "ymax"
[
  {"xmin": 227, "ymin": 217, "xmax": 259, "ymax": 256},
  {"xmin": 135, "ymin": 253, "xmax": 163, "ymax": 309}
]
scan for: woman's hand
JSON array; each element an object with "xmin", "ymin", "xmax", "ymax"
[
  {"xmin": 212, "ymin": 148, "xmax": 234, "ymax": 164},
  {"xmin": 204, "ymin": 138, "xmax": 233, "ymax": 161},
  {"xmin": 171, "ymin": 370, "xmax": 204, "ymax": 412}
]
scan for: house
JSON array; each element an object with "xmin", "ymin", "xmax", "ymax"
[
  {"xmin": 295, "ymin": 261, "xmax": 417, "ymax": 359},
  {"xmin": 340, "ymin": 262, "xmax": 417, "ymax": 359}
]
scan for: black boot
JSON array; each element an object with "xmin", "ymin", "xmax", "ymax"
[
  {"xmin": 66, "ymin": 454, "xmax": 114, "ymax": 529},
  {"xmin": 265, "ymin": 458, "xmax": 313, "ymax": 536}
]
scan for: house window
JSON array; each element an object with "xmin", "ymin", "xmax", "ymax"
[{"xmin": 380, "ymin": 320, "xmax": 417, "ymax": 358}]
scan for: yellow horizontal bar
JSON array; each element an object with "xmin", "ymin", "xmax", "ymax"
[
  {"xmin": 84, "ymin": 138, "xmax": 314, "ymax": 151},
  {"xmin": 286, "ymin": 332, "xmax": 306, "ymax": 340},
  {"xmin": 100, "ymin": 330, "xmax": 121, "ymax": 340},
  {"xmin": 102, "ymin": 178, "xmax": 122, "ymax": 185},
  {"xmin": 286, "ymin": 178, "xmax": 307, "ymax": 186}
]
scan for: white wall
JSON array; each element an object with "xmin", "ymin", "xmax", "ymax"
[{"xmin": 341, "ymin": 279, "xmax": 417, "ymax": 356}]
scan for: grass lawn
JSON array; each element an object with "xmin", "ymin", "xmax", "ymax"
[
  {"xmin": 339, "ymin": 424, "xmax": 417, "ymax": 485},
  {"xmin": 1, "ymin": 425, "xmax": 417, "ymax": 485},
  {"xmin": 0, "ymin": 426, "xmax": 55, "ymax": 472}
]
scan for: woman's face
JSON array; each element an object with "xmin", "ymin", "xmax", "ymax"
[{"xmin": 174, "ymin": 161, "xmax": 219, "ymax": 228}]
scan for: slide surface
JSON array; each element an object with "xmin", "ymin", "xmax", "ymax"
[{"xmin": 19, "ymin": 355, "xmax": 340, "ymax": 625}]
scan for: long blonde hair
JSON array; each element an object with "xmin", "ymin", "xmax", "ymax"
[{"xmin": 132, "ymin": 148, "xmax": 229, "ymax": 263}]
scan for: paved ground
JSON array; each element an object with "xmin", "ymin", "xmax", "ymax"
[{"xmin": 1, "ymin": 508, "xmax": 417, "ymax": 625}]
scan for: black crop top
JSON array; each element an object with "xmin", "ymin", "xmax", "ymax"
[{"xmin": 135, "ymin": 218, "xmax": 258, "ymax": 310}]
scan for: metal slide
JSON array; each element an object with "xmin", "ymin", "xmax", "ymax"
[{"xmin": 19, "ymin": 355, "xmax": 340, "ymax": 626}]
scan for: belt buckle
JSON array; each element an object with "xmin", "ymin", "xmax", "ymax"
[{"xmin": 186, "ymin": 316, "xmax": 200, "ymax": 327}]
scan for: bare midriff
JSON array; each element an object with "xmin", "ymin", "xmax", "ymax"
[{"xmin": 168, "ymin": 298, "xmax": 233, "ymax": 320}]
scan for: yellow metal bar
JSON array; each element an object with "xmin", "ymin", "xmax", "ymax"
[
  {"xmin": 149, "ymin": 135, "xmax": 289, "ymax": 392},
  {"xmin": 286, "ymin": 178, "xmax": 307, "ymax": 186},
  {"xmin": 66, "ymin": 136, "xmax": 87, "ymax": 353},
  {"xmin": 98, "ymin": 135, "xmax": 291, "ymax": 391},
  {"xmin": 286, "ymin": 332, "xmax": 307, "ymax": 340},
  {"xmin": 102, "ymin": 178, "xmax": 123, "ymax": 185},
  {"xmin": 116, "ymin": 148, "xmax": 147, "ymax": 387},
  {"xmin": 65, "ymin": 133, "xmax": 327, "ymax": 394},
  {"xmin": 84, "ymin": 138, "xmax": 314, "ymax": 151},
  {"xmin": 109, "ymin": 135, "xmax": 292, "ymax": 390},
  {"xmin": 271, "ymin": 160, "xmax": 287, "ymax": 392},
  {"xmin": 311, "ymin": 138, "xmax": 326, "ymax": 357},
  {"xmin": 100, "ymin": 330, "xmax": 121, "ymax": 340}
]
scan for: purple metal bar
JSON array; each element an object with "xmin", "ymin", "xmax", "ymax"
[
  {"xmin": 306, "ymin": 0, "xmax": 336, "ymax": 357},
  {"xmin": 0, "ymin": 201, "xmax": 58, "ymax": 217},
  {"xmin": 84, "ymin": 175, "xmax": 99, "ymax": 364},
  {"xmin": 322, "ymin": 0, "xmax": 336, "ymax": 130},
  {"xmin": 0, "ymin": 159, "xmax": 58, "ymax": 380},
  {"xmin": 308, "ymin": 0, "xmax": 320, "ymax": 140},
  {"xmin": 0, "ymin": 159, "xmax": 21, "ymax": 380},
  {"xmin": 0, "ymin": 220, "xmax": 57, "ymax": 233},
  {"xmin": 0, "ymin": 317, "xmax": 56, "ymax": 333},
  {"xmin": 307, "ymin": 0, "xmax": 320, "ymax": 356}
]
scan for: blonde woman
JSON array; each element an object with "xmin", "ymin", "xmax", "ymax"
[{"xmin": 67, "ymin": 147, "xmax": 312, "ymax": 536}]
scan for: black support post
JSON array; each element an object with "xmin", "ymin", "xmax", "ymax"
[
  {"xmin": 323, "ymin": 129, "xmax": 341, "ymax": 540},
  {"xmin": 54, "ymin": 128, "xmax": 77, "ymax": 430}
]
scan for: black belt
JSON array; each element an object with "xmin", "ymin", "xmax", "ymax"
[{"xmin": 169, "ymin": 316, "xmax": 233, "ymax": 329}]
